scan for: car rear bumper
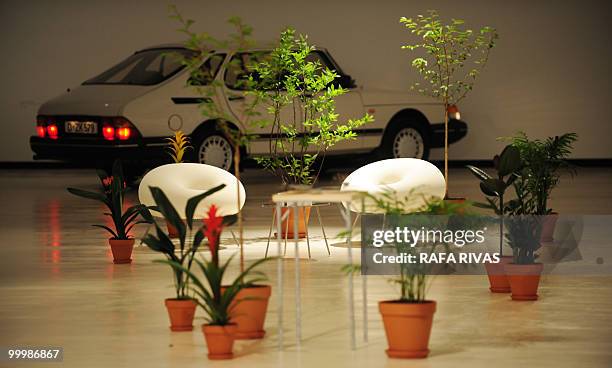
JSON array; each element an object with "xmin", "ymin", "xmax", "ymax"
[
  {"xmin": 30, "ymin": 136, "xmax": 167, "ymax": 164},
  {"xmin": 430, "ymin": 119, "xmax": 468, "ymax": 148}
]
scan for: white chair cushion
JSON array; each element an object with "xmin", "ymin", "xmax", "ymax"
[
  {"xmin": 340, "ymin": 158, "xmax": 445, "ymax": 213},
  {"xmin": 138, "ymin": 163, "xmax": 246, "ymax": 218}
]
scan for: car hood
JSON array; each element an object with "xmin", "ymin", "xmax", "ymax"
[
  {"xmin": 359, "ymin": 87, "xmax": 442, "ymax": 106},
  {"xmin": 38, "ymin": 84, "xmax": 151, "ymax": 116}
]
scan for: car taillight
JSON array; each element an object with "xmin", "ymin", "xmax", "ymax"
[
  {"xmin": 111, "ymin": 117, "xmax": 138, "ymax": 141},
  {"xmin": 37, "ymin": 126, "xmax": 46, "ymax": 138},
  {"xmin": 102, "ymin": 125, "xmax": 115, "ymax": 140},
  {"xmin": 447, "ymin": 105, "xmax": 461, "ymax": 120},
  {"xmin": 116, "ymin": 127, "xmax": 131, "ymax": 140},
  {"xmin": 47, "ymin": 124, "xmax": 59, "ymax": 139}
]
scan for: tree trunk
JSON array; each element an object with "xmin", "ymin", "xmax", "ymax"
[
  {"xmin": 233, "ymin": 147, "xmax": 244, "ymax": 273},
  {"xmin": 444, "ymin": 104, "xmax": 449, "ymax": 198}
]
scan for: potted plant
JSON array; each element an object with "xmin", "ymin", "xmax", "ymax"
[
  {"xmin": 467, "ymin": 145, "xmax": 521, "ymax": 292},
  {"xmin": 503, "ymin": 132, "xmax": 577, "ymax": 242},
  {"xmin": 164, "ymin": 129, "xmax": 192, "ymax": 238},
  {"xmin": 503, "ymin": 181, "xmax": 544, "ymax": 301},
  {"xmin": 248, "ymin": 27, "xmax": 372, "ymax": 237},
  {"xmin": 171, "ymin": 8, "xmax": 272, "ymax": 339},
  {"xmin": 367, "ymin": 192, "xmax": 462, "ymax": 358},
  {"xmin": 163, "ymin": 205, "xmax": 269, "ymax": 359},
  {"xmin": 141, "ymin": 184, "xmax": 226, "ymax": 331},
  {"xmin": 400, "ymin": 10, "xmax": 498, "ymax": 199},
  {"xmin": 67, "ymin": 160, "xmax": 152, "ymax": 264}
]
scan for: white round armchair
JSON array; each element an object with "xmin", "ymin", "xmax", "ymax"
[
  {"xmin": 340, "ymin": 158, "xmax": 445, "ymax": 213},
  {"xmin": 138, "ymin": 163, "xmax": 246, "ymax": 218}
]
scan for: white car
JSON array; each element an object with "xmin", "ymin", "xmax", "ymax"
[{"xmin": 31, "ymin": 44, "xmax": 467, "ymax": 172}]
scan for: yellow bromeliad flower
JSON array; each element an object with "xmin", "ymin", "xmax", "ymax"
[{"xmin": 166, "ymin": 131, "xmax": 191, "ymax": 163}]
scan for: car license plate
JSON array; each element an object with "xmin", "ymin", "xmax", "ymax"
[{"xmin": 65, "ymin": 121, "xmax": 98, "ymax": 134}]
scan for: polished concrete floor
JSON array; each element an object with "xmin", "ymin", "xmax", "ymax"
[{"xmin": 1, "ymin": 167, "xmax": 611, "ymax": 367}]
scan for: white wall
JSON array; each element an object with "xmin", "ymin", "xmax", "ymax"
[{"xmin": 1, "ymin": 0, "xmax": 611, "ymax": 161}]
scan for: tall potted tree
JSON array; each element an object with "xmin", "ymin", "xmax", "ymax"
[
  {"xmin": 400, "ymin": 10, "xmax": 498, "ymax": 198},
  {"xmin": 67, "ymin": 160, "xmax": 151, "ymax": 264},
  {"xmin": 248, "ymin": 27, "xmax": 372, "ymax": 236},
  {"xmin": 467, "ymin": 145, "xmax": 521, "ymax": 292},
  {"xmin": 503, "ymin": 132, "xmax": 577, "ymax": 242},
  {"xmin": 142, "ymin": 184, "xmax": 226, "ymax": 332},
  {"xmin": 170, "ymin": 8, "xmax": 273, "ymax": 340}
]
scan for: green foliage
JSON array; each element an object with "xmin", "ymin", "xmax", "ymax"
[
  {"xmin": 67, "ymin": 160, "xmax": 152, "ymax": 240},
  {"xmin": 467, "ymin": 145, "xmax": 522, "ymax": 256},
  {"xmin": 401, "ymin": 10, "xmax": 498, "ymax": 194},
  {"xmin": 141, "ymin": 184, "xmax": 227, "ymax": 299},
  {"xmin": 368, "ymin": 192, "xmax": 469, "ymax": 302},
  {"xmin": 502, "ymin": 132, "xmax": 578, "ymax": 215},
  {"xmin": 161, "ymin": 255, "xmax": 269, "ymax": 325},
  {"xmin": 248, "ymin": 28, "xmax": 373, "ymax": 185},
  {"xmin": 400, "ymin": 10, "xmax": 498, "ymax": 106},
  {"xmin": 505, "ymin": 215, "xmax": 542, "ymax": 264},
  {"xmin": 467, "ymin": 145, "xmax": 521, "ymax": 216},
  {"xmin": 166, "ymin": 130, "xmax": 191, "ymax": 163},
  {"xmin": 469, "ymin": 133, "xmax": 577, "ymax": 263}
]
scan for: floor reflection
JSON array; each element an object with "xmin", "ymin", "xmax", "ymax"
[{"xmin": 37, "ymin": 199, "xmax": 62, "ymax": 275}]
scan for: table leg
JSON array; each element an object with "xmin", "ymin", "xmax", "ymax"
[
  {"xmin": 265, "ymin": 208, "xmax": 276, "ymax": 258},
  {"xmin": 294, "ymin": 203, "xmax": 301, "ymax": 347},
  {"xmin": 362, "ymin": 274, "xmax": 368, "ymax": 342},
  {"xmin": 276, "ymin": 203, "xmax": 283, "ymax": 350},
  {"xmin": 305, "ymin": 213, "xmax": 312, "ymax": 259},
  {"xmin": 316, "ymin": 207, "xmax": 330, "ymax": 255},
  {"xmin": 341, "ymin": 203, "xmax": 356, "ymax": 350}
]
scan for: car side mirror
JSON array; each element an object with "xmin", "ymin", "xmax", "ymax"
[{"xmin": 335, "ymin": 74, "xmax": 356, "ymax": 89}]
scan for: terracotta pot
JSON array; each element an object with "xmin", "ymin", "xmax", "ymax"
[
  {"xmin": 444, "ymin": 197, "xmax": 466, "ymax": 214},
  {"xmin": 165, "ymin": 299, "xmax": 197, "ymax": 332},
  {"xmin": 540, "ymin": 213, "xmax": 558, "ymax": 243},
  {"xmin": 202, "ymin": 324, "xmax": 237, "ymax": 360},
  {"xmin": 379, "ymin": 300, "xmax": 436, "ymax": 359},
  {"xmin": 504, "ymin": 263, "xmax": 544, "ymax": 301},
  {"xmin": 222, "ymin": 285, "xmax": 271, "ymax": 339},
  {"xmin": 108, "ymin": 238, "xmax": 135, "ymax": 264},
  {"xmin": 276, "ymin": 206, "xmax": 312, "ymax": 239},
  {"xmin": 484, "ymin": 256, "xmax": 513, "ymax": 293}
]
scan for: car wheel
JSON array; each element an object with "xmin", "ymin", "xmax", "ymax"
[
  {"xmin": 193, "ymin": 131, "xmax": 234, "ymax": 171},
  {"xmin": 379, "ymin": 122, "xmax": 430, "ymax": 160}
]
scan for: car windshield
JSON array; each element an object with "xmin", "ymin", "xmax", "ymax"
[{"xmin": 83, "ymin": 48, "xmax": 193, "ymax": 86}]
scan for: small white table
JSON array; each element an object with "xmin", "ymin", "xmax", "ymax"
[{"xmin": 272, "ymin": 189, "xmax": 368, "ymax": 350}]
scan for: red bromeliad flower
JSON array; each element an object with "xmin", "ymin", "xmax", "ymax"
[
  {"xmin": 102, "ymin": 176, "xmax": 113, "ymax": 192},
  {"xmin": 203, "ymin": 205, "xmax": 223, "ymax": 261},
  {"xmin": 101, "ymin": 176, "xmax": 127, "ymax": 193}
]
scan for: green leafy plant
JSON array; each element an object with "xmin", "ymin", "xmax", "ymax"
[
  {"xmin": 366, "ymin": 192, "xmax": 467, "ymax": 302},
  {"xmin": 505, "ymin": 215, "xmax": 542, "ymax": 264},
  {"xmin": 401, "ymin": 10, "xmax": 498, "ymax": 196},
  {"xmin": 502, "ymin": 132, "xmax": 578, "ymax": 215},
  {"xmin": 162, "ymin": 205, "xmax": 269, "ymax": 325},
  {"xmin": 467, "ymin": 145, "xmax": 522, "ymax": 255},
  {"xmin": 67, "ymin": 160, "xmax": 152, "ymax": 240},
  {"xmin": 167, "ymin": 130, "xmax": 191, "ymax": 163},
  {"xmin": 393, "ymin": 199, "xmax": 466, "ymax": 302},
  {"xmin": 141, "ymin": 184, "xmax": 228, "ymax": 299},
  {"xmin": 248, "ymin": 28, "xmax": 373, "ymax": 186}
]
